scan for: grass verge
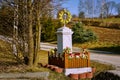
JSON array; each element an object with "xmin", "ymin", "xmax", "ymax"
[
  {"xmin": 73, "ymin": 41, "xmax": 120, "ymax": 54},
  {"xmin": 0, "ymin": 40, "xmax": 115, "ymax": 80}
]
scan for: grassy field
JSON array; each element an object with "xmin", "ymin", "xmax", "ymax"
[
  {"xmin": 79, "ymin": 18, "xmax": 120, "ymax": 23},
  {"xmin": 88, "ymin": 26, "xmax": 120, "ymax": 54},
  {"xmin": 88, "ymin": 26, "xmax": 120, "ymax": 45},
  {"xmin": 94, "ymin": 18, "xmax": 120, "ymax": 23},
  {"xmin": 0, "ymin": 40, "xmax": 115, "ymax": 80},
  {"xmin": 73, "ymin": 25, "xmax": 120, "ymax": 54}
]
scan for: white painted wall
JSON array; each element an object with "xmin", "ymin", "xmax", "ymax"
[{"xmin": 57, "ymin": 26, "xmax": 73, "ymax": 54}]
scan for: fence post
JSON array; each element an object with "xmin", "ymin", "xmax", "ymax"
[
  {"xmin": 48, "ymin": 51, "xmax": 50, "ymax": 64},
  {"xmin": 64, "ymin": 53, "xmax": 68, "ymax": 68},
  {"xmin": 87, "ymin": 52, "xmax": 90, "ymax": 67}
]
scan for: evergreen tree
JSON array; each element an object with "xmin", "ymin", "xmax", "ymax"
[{"xmin": 72, "ymin": 22, "xmax": 97, "ymax": 43}]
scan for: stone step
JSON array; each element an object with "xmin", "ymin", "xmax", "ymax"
[
  {"xmin": 64, "ymin": 67, "xmax": 92, "ymax": 76},
  {"xmin": 0, "ymin": 72, "xmax": 49, "ymax": 79}
]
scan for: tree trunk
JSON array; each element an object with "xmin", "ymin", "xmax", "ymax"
[
  {"xmin": 34, "ymin": 18, "xmax": 41, "ymax": 67},
  {"xmin": 27, "ymin": 0, "xmax": 34, "ymax": 67},
  {"xmin": 33, "ymin": 2, "xmax": 41, "ymax": 66}
]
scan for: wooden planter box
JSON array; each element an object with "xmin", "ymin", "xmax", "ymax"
[{"xmin": 48, "ymin": 52, "xmax": 90, "ymax": 68}]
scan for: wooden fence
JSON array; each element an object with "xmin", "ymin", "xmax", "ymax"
[{"xmin": 48, "ymin": 52, "xmax": 90, "ymax": 68}]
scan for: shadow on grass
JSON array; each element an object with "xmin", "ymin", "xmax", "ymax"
[
  {"xmin": 92, "ymin": 72, "xmax": 120, "ymax": 80},
  {"xmin": 90, "ymin": 46, "xmax": 120, "ymax": 55}
]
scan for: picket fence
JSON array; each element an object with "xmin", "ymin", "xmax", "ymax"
[{"xmin": 48, "ymin": 52, "xmax": 90, "ymax": 68}]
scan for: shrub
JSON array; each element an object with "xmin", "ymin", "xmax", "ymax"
[
  {"xmin": 92, "ymin": 72, "xmax": 120, "ymax": 80},
  {"xmin": 107, "ymin": 22, "xmax": 120, "ymax": 29},
  {"xmin": 91, "ymin": 21, "xmax": 101, "ymax": 26},
  {"xmin": 41, "ymin": 18, "xmax": 62, "ymax": 41},
  {"xmin": 72, "ymin": 22, "xmax": 97, "ymax": 43}
]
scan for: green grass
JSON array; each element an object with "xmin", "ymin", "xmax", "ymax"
[
  {"xmin": 36, "ymin": 50, "xmax": 114, "ymax": 80},
  {"xmin": 73, "ymin": 41, "xmax": 120, "ymax": 54},
  {"xmin": 0, "ymin": 40, "xmax": 115, "ymax": 80},
  {"xmin": 91, "ymin": 60, "xmax": 115, "ymax": 75},
  {"xmin": 73, "ymin": 25, "xmax": 120, "ymax": 54},
  {"xmin": 99, "ymin": 18, "xmax": 120, "ymax": 23},
  {"xmin": 91, "ymin": 46, "xmax": 120, "ymax": 54},
  {"xmin": 81, "ymin": 18, "xmax": 120, "ymax": 23}
]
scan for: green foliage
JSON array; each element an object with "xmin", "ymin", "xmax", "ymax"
[
  {"xmin": 41, "ymin": 18, "xmax": 62, "ymax": 41},
  {"xmin": 41, "ymin": 18, "xmax": 55, "ymax": 41},
  {"xmin": 92, "ymin": 72, "xmax": 120, "ymax": 80},
  {"xmin": 72, "ymin": 22, "xmax": 97, "ymax": 43}
]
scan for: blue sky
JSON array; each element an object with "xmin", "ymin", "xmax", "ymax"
[
  {"xmin": 62, "ymin": 0, "xmax": 120, "ymax": 16},
  {"xmin": 62, "ymin": 0, "xmax": 79, "ymax": 16}
]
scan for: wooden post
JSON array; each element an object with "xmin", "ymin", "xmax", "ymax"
[
  {"xmin": 64, "ymin": 53, "xmax": 68, "ymax": 68},
  {"xmin": 87, "ymin": 52, "xmax": 90, "ymax": 67}
]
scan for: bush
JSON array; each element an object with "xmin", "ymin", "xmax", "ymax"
[
  {"xmin": 72, "ymin": 22, "xmax": 97, "ymax": 43},
  {"xmin": 92, "ymin": 72, "xmax": 120, "ymax": 80}
]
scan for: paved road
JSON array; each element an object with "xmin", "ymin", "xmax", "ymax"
[
  {"xmin": 0, "ymin": 35, "xmax": 120, "ymax": 76},
  {"xmin": 89, "ymin": 50, "xmax": 120, "ymax": 68},
  {"xmin": 41, "ymin": 43, "xmax": 120, "ymax": 68},
  {"xmin": 1, "ymin": 35, "xmax": 119, "ymax": 68},
  {"xmin": 40, "ymin": 42, "xmax": 120, "ymax": 76}
]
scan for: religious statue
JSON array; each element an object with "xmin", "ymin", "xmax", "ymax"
[{"xmin": 57, "ymin": 9, "xmax": 72, "ymax": 26}]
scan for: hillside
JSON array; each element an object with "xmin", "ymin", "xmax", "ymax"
[{"xmin": 88, "ymin": 26, "xmax": 120, "ymax": 45}]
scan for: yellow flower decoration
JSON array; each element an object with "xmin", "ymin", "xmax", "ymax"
[{"xmin": 57, "ymin": 9, "xmax": 72, "ymax": 25}]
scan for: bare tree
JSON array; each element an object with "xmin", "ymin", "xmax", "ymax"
[
  {"xmin": 78, "ymin": 0, "xmax": 97, "ymax": 18},
  {"xmin": 0, "ymin": 0, "xmax": 67, "ymax": 67},
  {"xmin": 115, "ymin": 3, "xmax": 120, "ymax": 15},
  {"xmin": 101, "ymin": 0, "xmax": 116, "ymax": 17}
]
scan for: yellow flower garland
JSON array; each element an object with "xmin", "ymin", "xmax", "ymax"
[{"xmin": 57, "ymin": 9, "xmax": 72, "ymax": 25}]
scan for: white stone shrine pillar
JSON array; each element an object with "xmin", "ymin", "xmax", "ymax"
[{"xmin": 57, "ymin": 26, "xmax": 73, "ymax": 54}]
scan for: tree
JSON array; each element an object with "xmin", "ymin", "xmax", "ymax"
[
  {"xmin": 72, "ymin": 14, "xmax": 77, "ymax": 18},
  {"xmin": 72, "ymin": 22, "xmax": 97, "ymax": 43},
  {"xmin": 0, "ymin": 0, "xmax": 67, "ymax": 68},
  {"xmin": 107, "ymin": 1, "xmax": 116, "ymax": 16},
  {"xmin": 78, "ymin": 11, "xmax": 85, "ymax": 18},
  {"xmin": 41, "ymin": 18, "xmax": 56, "ymax": 41},
  {"xmin": 115, "ymin": 3, "xmax": 120, "ymax": 15},
  {"xmin": 101, "ymin": 1, "xmax": 116, "ymax": 17},
  {"xmin": 78, "ymin": 0, "xmax": 85, "ymax": 14},
  {"xmin": 78, "ymin": 0, "xmax": 99, "ymax": 18},
  {"xmin": 24, "ymin": 0, "xmax": 64, "ymax": 67}
]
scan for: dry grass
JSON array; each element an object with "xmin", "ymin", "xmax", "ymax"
[
  {"xmin": 87, "ymin": 26, "xmax": 120, "ymax": 45},
  {"xmin": 0, "ymin": 40, "xmax": 27, "ymax": 72},
  {"xmin": 73, "ymin": 26, "xmax": 120, "ymax": 54},
  {"xmin": 0, "ymin": 40, "xmax": 115, "ymax": 80}
]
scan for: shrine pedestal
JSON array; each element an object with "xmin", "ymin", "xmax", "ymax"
[
  {"xmin": 65, "ymin": 67, "xmax": 92, "ymax": 76},
  {"xmin": 56, "ymin": 26, "xmax": 73, "ymax": 54}
]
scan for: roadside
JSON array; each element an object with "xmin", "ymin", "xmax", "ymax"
[
  {"xmin": 40, "ymin": 42, "xmax": 120, "ymax": 76},
  {"xmin": 0, "ymin": 35, "xmax": 120, "ymax": 76}
]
